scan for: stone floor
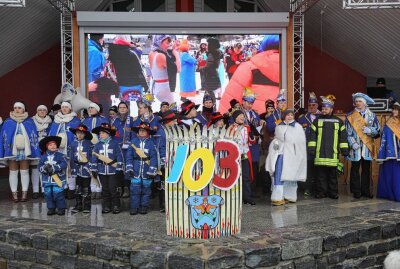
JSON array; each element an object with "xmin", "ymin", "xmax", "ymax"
[{"xmin": 1, "ymin": 179, "xmax": 399, "ymax": 238}]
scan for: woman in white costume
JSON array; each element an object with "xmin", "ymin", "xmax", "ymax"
[{"xmin": 266, "ymin": 109, "xmax": 307, "ymax": 205}]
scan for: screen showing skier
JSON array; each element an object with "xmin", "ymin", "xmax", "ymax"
[{"xmin": 87, "ymin": 34, "xmax": 280, "ymax": 116}]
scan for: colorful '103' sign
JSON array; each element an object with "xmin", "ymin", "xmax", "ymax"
[{"xmin": 166, "ymin": 139, "xmax": 240, "ymax": 192}]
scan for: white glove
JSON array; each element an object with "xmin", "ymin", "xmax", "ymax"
[
  {"xmin": 362, "ymin": 126, "xmax": 371, "ymax": 134},
  {"xmin": 352, "ymin": 143, "xmax": 360, "ymax": 150}
]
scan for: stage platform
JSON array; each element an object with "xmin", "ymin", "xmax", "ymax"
[
  {"xmin": 0, "ymin": 184, "xmax": 399, "ymax": 236},
  {"xmin": 0, "ymin": 178, "xmax": 399, "ymax": 268}
]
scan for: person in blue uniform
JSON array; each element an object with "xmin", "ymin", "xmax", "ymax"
[
  {"xmin": 91, "ymin": 123, "xmax": 123, "ymax": 214},
  {"xmin": 111, "ymin": 101, "xmax": 135, "ymax": 198},
  {"xmin": 133, "ymin": 93, "xmax": 162, "ymax": 134},
  {"xmin": 377, "ymin": 102, "xmax": 400, "ymax": 201},
  {"xmin": 196, "ymin": 93, "xmax": 214, "ymax": 126},
  {"xmin": 241, "ymin": 88, "xmax": 262, "ymax": 196},
  {"xmin": 48, "ymin": 101, "xmax": 81, "ymax": 199},
  {"xmin": 345, "ymin": 93, "xmax": 380, "ymax": 199},
  {"xmin": 297, "ymin": 92, "xmax": 321, "ymax": 196},
  {"xmin": 70, "ymin": 124, "xmax": 93, "ymax": 213},
  {"xmin": 0, "ymin": 101, "xmax": 41, "ymax": 202},
  {"xmin": 31, "ymin": 105, "xmax": 53, "ymax": 199},
  {"xmin": 38, "ymin": 136, "xmax": 68, "ymax": 216},
  {"xmin": 126, "ymin": 122, "xmax": 158, "ymax": 215},
  {"xmin": 266, "ymin": 89, "xmax": 287, "ymax": 136},
  {"xmin": 82, "ymin": 102, "xmax": 109, "ymax": 197},
  {"xmin": 82, "ymin": 102, "xmax": 109, "ymax": 139}
]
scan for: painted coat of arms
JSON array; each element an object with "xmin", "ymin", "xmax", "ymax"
[{"xmin": 186, "ymin": 195, "xmax": 224, "ymax": 231}]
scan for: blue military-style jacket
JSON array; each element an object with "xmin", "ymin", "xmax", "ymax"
[
  {"xmin": 91, "ymin": 138, "xmax": 123, "ymax": 175},
  {"xmin": 132, "ymin": 114, "xmax": 162, "ymax": 137},
  {"xmin": 70, "ymin": 139, "xmax": 93, "ymax": 178},
  {"xmin": 243, "ymin": 109, "xmax": 261, "ymax": 162},
  {"xmin": 82, "ymin": 115, "xmax": 109, "ymax": 131},
  {"xmin": 112, "ymin": 114, "xmax": 135, "ymax": 146},
  {"xmin": 377, "ymin": 123, "xmax": 400, "ymax": 161},
  {"xmin": 48, "ymin": 116, "xmax": 81, "ymax": 156},
  {"xmin": 39, "ymin": 151, "xmax": 68, "ymax": 189},
  {"xmin": 0, "ymin": 117, "xmax": 40, "ymax": 160},
  {"xmin": 298, "ymin": 112, "xmax": 320, "ymax": 142},
  {"xmin": 126, "ymin": 137, "xmax": 158, "ymax": 179},
  {"xmin": 266, "ymin": 108, "xmax": 284, "ymax": 135},
  {"xmin": 345, "ymin": 108, "xmax": 380, "ymax": 162}
]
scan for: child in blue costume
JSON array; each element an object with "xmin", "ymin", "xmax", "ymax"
[
  {"xmin": 91, "ymin": 123, "xmax": 123, "ymax": 214},
  {"xmin": 48, "ymin": 101, "xmax": 81, "ymax": 199},
  {"xmin": 39, "ymin": 136, "xmax": 68, "ymax": 216},
  {"xmin": 82, "ymin": 102, "xmax": 108, "ymax": 197},
  {"xmin": 70, "ymin": 124, "xmax": 93, "ymax": 213},
  {"xmin": 126, "ymin": 122, "xmax": 158, "ymax": 215}
]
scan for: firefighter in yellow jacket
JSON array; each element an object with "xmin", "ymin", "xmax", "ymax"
[{"xmin": 308, "ymin": 95, "xmax": 349, "ymax": 199}]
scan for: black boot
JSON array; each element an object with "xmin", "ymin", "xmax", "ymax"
[
  {"xmin": 67, "ymin": 189, "xmax": 75, "ymax": 200},
  {"xmin": 82, "ymin": 188, "xmax": 91, "ymax": 213},
  {"xmin": 130, "ymin": 208, "xmax": 138, "ymax": 215},
  {"xmin": 71, "ymin": 196, "xmax": 83, "ymax": 213},
  {"xmin": 102, "ymin": 206, "xmax": 111, "ymax": 214},
  {"xmin": 112, "ymin": 205, "xmax": 121, "ymax": 214},
  {"xmin": 47, "ymin": 208, "xmax": 56, "ymax": 216},
  {"xmin": 139, "ymin": 207, "xmax": 148, "ymax": 215},
  {"xmin": 57, "ymin": 208, "xmax": 66, "ymax": 216}
]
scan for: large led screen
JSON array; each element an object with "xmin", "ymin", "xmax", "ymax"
[{"xmin": 87, "ymin": 34, "xmax": 280, "ymax": 115}]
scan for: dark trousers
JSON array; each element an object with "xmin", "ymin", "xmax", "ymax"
[
  {"xmin": 300, "ymin": 159, "xmax": 317, "ymax": 193},
  {"xmin": 350, "ymin": 158, "xmax": 371, "ymax": 196},
  {"xmin": 75, "ymin": 176, "xmax": 91, "ymax": 209},
  {"xmin": 44, "ymin": 187, "xmax": 66, "ymax": 210},
  {"xmin": 242, "ymin": 159, "xmax": 252, "ymax": 202},
  {"xmin": 99, "ymin": 174, "xmax": 120, "ymax": 209},
  {"xmin": 316, "ymin": 166, "xmax": 338, "ymax": 196},
  {"xmin": 251, "ymin": 161, "xmax": 260, "ymax": 194}
]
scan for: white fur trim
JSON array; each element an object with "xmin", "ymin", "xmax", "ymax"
[
  {"xmin": 37, "ymin": 105, "xmax": 48, "ymax": 111},
  {"xmin": 88, "ymin": 102, "xmax": 100, "ymax": 112},
  {"xmin": 14, "ymin": 102, "xmax": 25, "ymax": 110},
  {"xmin": 61, "ymin": 102, "xmax": 72, "ymax": 109}
]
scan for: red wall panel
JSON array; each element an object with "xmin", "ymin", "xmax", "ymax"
[
  {"xmin": 0, "ymin": 44, "xmax": 61, "ymax": 119},
  {"xmin": 0, "ymin": 45, "xmax": 61, "ymax": 176},
  {"xmin": 304, "ymin": 42, "xmax": 366, "ymax": 112}
]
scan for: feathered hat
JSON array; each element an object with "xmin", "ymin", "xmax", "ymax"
[
  {"xmin": 276, "ymin": 89, "xmax": 287, "ymax": 103},
  {"xmin": 308, "ymin": 92, "xmax": 318, "ymax": 104},
  {"xmin": 139, "ymin": 93, "xmax": 155, "ymax": 107},
  {"xmin": 242, "ymin": 87, "xmax": 256, "ymax": 103},
  {"xmin": 320, "ymin": 94, "xmax": 336, "ymax": 108}
]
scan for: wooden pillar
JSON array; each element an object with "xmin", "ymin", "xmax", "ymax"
[
  {"xmin": 176, "ymin": 0, "xmax": 194, "ymax": 11},
  {"xmin": 286, "ymin": 14, "xmax": 294, "ymax": 108},
  {"xmin": 72, "ymin": 11, "xmax": 80, "ymax": 89}
]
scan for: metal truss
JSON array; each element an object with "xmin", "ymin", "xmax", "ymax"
[
  {"xmin": 289, "ymin": 0, "xmax": 320, "ymax": 111},
  {"xmin": 343, "ymin": 0, "xmax": 400, "ymax": 9},
  {"xmin": 47, "ymin": 0, "xmax": 75, "ymax": 85},
  {"xmin": 291, "ymin": 10, "xmax": 304, "ymax": 111},
  {"xmin": 291, "ymin": 0, "xmax": 320, "ymax": 13},
  {"xmin": 0, "ymin": 0, "xmax": 25, "ymax": 7}
]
